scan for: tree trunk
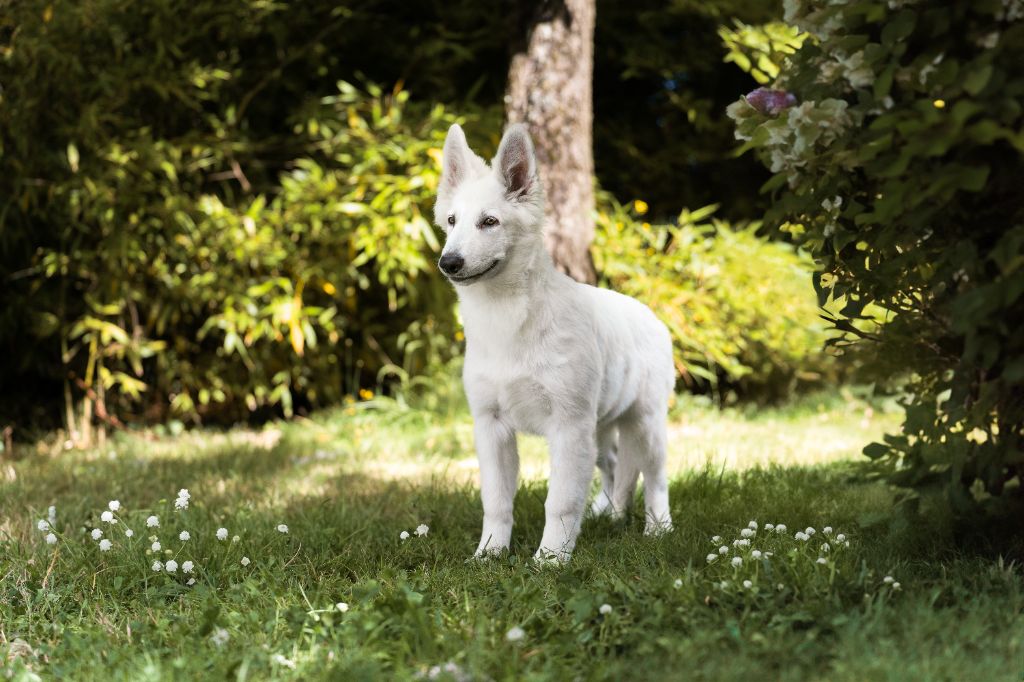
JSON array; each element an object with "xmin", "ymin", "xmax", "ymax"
[{"xmin": 505, "ymin": 0, "xmax": 597, "ymax": 285}]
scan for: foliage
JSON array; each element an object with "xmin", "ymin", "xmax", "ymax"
[
  {"xmin": 728, "ymin": 0, "xmax": 1024, "ymax": 511},
  {"xmin": 595, "ymin": 194, "xmax": 836, "ymax": 402},
  {"xmin": 1, "ymin": 400, "xmax": 1021, "ymax": 679}
]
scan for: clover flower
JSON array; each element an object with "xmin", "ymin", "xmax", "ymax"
[
  {"xmin": 101, "ymin": 511, "xmax": 114, "ymax": 524},
  {"xmin": 711, "ymin": 535, "xmax": 722, "ymax": 544},
  {"xmin": 505, "ymin": 626, "xmax": 525, "ymax": 642},
  {"xmin": 151, "ymin": 541, "xmax": 161, "ymax": 552},
  {"xmin": 740, "ymin": 528, "xmax": 755, "ymax": 538},
  {"xmin": 216, "ymin": 528, "xmax": 228, "ymax": 541},
  {"xmin": 108, "ymin": 500, "xmax": 121, "ymax": 512},
  {"xmin": 165, "ymin": 559, "xmax": 178, "ymax": 573},
  {"xmin": 416, "ymin": 524, "xmax": 429, "ymax": 537},
  {"xmin": 673, "ymin": 579, "xmax": 683, "ymax": 589},
  {"xmin": 718, "ymin": 545, "xmax": 729, "ymax": 555},
  {"xmin": 892, "ymin": 582, "xmax": 901, "ymax": 590},
  {"xmin": 187, "ymin": 578, "xmax": 196, "ymax": 586},
  {"xmin": 752, "ymin": 550, "xmax": 762, "ymax": 559},
  {"xmin": 816, "ymin": 557, "xmax": 828, "ymax": 565},
  {"xmin": 241, "ymin": 557, "xmax": 251, "ymax": 566},
  {"xmin": 706, "ymin": 553, "xmax": 718, "ymax": 563},
  {"xmin": 232, "ymin": 535, "xmax": 240, "ymax": 543},
  {"xmin": 179, "ymin": 530, "xmax": 190, "ymax": 542},
  {"xmin": 37, "ymin": 519, "xmax": 50, "ymax": 532},
  {"xmin": 91, "ymin": 528, "xmax": 103, "ymax": 540},
  {"xmin": 836, "ymin": 533, "xmax": 846, "ymax": 543},
  {"xmin": 775, "ymin": 524, "xmax": 787, "ymax": 533},
  {"xmin": 174, "ymin": 497, "xmax": 189, "ymax": 511},
  {"xmin": 400, "ymin": 531, "xmax": 410, "ymax": 541},
  {"xmin": 748, "ymin": 521, "xmax": 758, "ymax": 530},
  {"xmin": 277, "ymin": 524, "xmax": 289, "ymax": 534},
  {"xmin": 271, "ymin": 654, "xmax": 296, "ymax": 670},
  {"xmin": 210, "ymin": 628, "xmax": 230, "ymax": 648},
  {"xmin": 805, "ymin": 527, "xmax": 816, "ymax": 536},
  {"xmin": 795, "ymin": 531, "xmax": 809, "ymax": 542},
  {"xmin": 883, "ymin": 575, "xmax": 894, "ymax": 584},
  {"xmin": 731, "ymin": 557, "xmax": 743, "ymax": 568},
  {"xmin": 599, "ymin": 604, "xmax": 613, "ymax": 615},
  {"xmin": 743, "ymin": 580, "xmax": 753, "ymax": 589},
  {"xmin": 764, "ymin": 523, "xmax": 775, "ymax": 531},
  {"xmin": 182, "ymin": 561, "xmax": 194, "ymax": 573},
  {"xmin": 45, "ymin": 533, "xmax": 57, "ymax": 545},
  {"xmin": 146, "ymin": 516, "xmax": 159, "ymax": 528},
  {"xmin": 48, "ymin": 506, "xmax": 56, "ymax": 523},
  {"xmin": 152, "ymin": 560, "xmax": 163, "ymax": 572},
  {"xmin": 821, "ymin": 542, "xmax": 831, "ymax": 552},
  {"xmin": 823, "ymin": 526, "xmax": 833, "ymax": 535},
  {"xmin": 336, "ymin": 602, "xmax": 349, "ymax": 613},
  {"xmin": 99, "ymin": 539, "xmax": 112, "ymax": 552},
  {"xmin": 733, "ymin": 538, "xmax": 750, "ymax": 548},
  {"xmin": 125, "ymin": 529, "xmax": 134, "ymax": 538}
]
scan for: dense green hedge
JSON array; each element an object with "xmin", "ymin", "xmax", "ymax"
[{"xmin": 730, "ymin": 0, "xmax": 1024, "ymax": 511}]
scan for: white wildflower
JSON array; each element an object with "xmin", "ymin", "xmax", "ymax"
[
  {"xmin": 711, "ymin": 535, "xmax": 722, "ymax": 544},
  {"xmin": 241, "ymin": 556, "xmax": 251, "ymax": 566},
  {"xmin": 108, "ymin": 500, "xmax": 121, "ymax": 512},
  {"xmin": 187, "ymin": 578, "xmax": 196, "ymax": 586},
  {"xmin": 45, "ymin": 533, "xmax": 57, "ymax": 545},
  {"xmin": 416, "ymin": 524, "xmax": 429, "ymax": 536},
  {"xmin": 336, "ymin": 602, "xmax": 349, "ymax": 613},
  {"xmin": 752, "ymin": 550, "xmax": 762, "ymax": 559},
  {"xmin": 174, "ymin": 497, "xmax": 189, "ymax": 510},
  {"xmin": 400, "ymin": 531, "xmax": 410, "ymax": 541},
  {"xmin": 719, "ymin": 545, "xmax": 729, "ymax": 555},
  {"xmin": 165, "ymin": 559, "xmax": 178, "ymax": 573},
  {"xmin": 101, "ymin": 511, "xmax": 114, "ymax": 523},
  {"xmin": 821, "ymin": 542, "xmax": 831, "ymax": 552},
  {"xmin": 706, "ymin": 553, "xmax": 718, "ymax": 564},
  {"xmin": 177, "ymin": 488, "xmax": 190, "ymax": 501},
  {"xmin": 210, "ymin": 628, "xmax": 229, "ymax": 648},
  {"xmin": 151, "ymin": 541, "xmax": 161, "ymax": 552},
  {"xmin": 599, "ymin": 604, "xmax": 613, "ymax": 615},
  {"xmin": 99, "ymin": 539, "xmax": 112, "ymax": 551},
  {"xmin": 179, "ymin": 530, "xmax": 190, "ymax": 542},
  {"xmin": 748, "ymin": 521, "xmax": 758, "ymax": 530},
  {"xmin": 125, "ymin": 529, "xmax": 134, "ymax": 537},
  {"xmin": 892, "ymin": 582, "xmax": 901, "ymax": 590},
  {"xmin": 272, "ymin": 654, "xmax": 295, "ymax": 669},
  {"xmin": 775, "ymin": 524, "xmax": 787, "ymax": 533},
  {"xmin": 764, "ymin": 523, "xmax": 775, "ymax": 531},
  {"xmin": 817, "ymin": 557, "xmax": 828, "ymax": 565},
  {"xmin": 883, "ymin": 575, "xmax": 894, "ymax": 584},
  {"xmin": 232, "ymin": 535, "xmax": 240, "ymax": 543},
  {"xmin": 805, "ymin": 527, "xmax": 816, "ymax": 536},
  {"xmin": 731, "ymin": 556, "xmax": 743, "ymax": 568},
  {"xmin": 733, "ymin": 538, "xmax": 750, "ymax": 547},
  {"xmin": 836, "ymin": 533, "xmax": 846, "ymax": 542},
  {"xmin": 180, "ymin": 561, "xmax": 193, "ymax": 573},
  {"xmin": 277, "ymin": 524, "xmax": 289, "ymax": 534},
  {"xmin": 673, "ymin": 579, "xmax": 683, "ymax": 589},
  {"xmin": 48, "ymin": 506, "xmax": 56, "ymax": 523},
  {"xmin": 741, "ymin": 528, "xmax": 755, "ymax": 538},
  {"xmin": 91, "ymin": 528, "xmax": 103, "ymax": 540},
  {"xmin": 37, "ymin": 519, "xmax": 50, "ymax": 532},
  {"xmin": 152, "ymin": 560, "xmax": 163, "ymax": 572},
  {"xmin": 146, "ymin": 515, "xmax": 159, "ymax": 528},
  {"xmin": 823, "ymin": 526, "xmax": 833, "ymax": 535},
  {"xmin": 743, "ymin": 580, "xmax": 753, "ymax": 589},
  {"xmin": 505, "ymin": 626, "xmax": 526, "ymax": 642},
  {"xmin": 795, "ymin": 531, "xmax": 809, "ymax": 542},
  {"xmin": 216, "ymin": 528, "xmax": 228, "ymax": 541}
]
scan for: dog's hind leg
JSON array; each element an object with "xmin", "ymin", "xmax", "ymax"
[
  {"xmin": 589, "ymin": 424, "xmax": 618, "ymax": 517},
  {"xmin": 619, "ymin": 406, "xmax": 673, "ymax": 535}
]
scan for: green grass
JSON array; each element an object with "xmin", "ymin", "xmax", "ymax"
[{"xmin": 1, "ymin": 391, "xmax": 1022, "ymax": 680}]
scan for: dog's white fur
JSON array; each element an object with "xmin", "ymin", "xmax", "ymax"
[{"xmin": 434, "ymin": 123, "xmax": 674, "ymax": 562}]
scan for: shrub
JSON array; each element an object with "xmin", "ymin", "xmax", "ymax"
[
  {"xmin": 594, "ymin": 193, "xmax": 837, "ymax": 403},
  {"xmin": 729, "ymin": 0, "xmax": 1024, "ymax": 510}
]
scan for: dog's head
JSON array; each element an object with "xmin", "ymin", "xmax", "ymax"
[{"xmin": 433, "ymin": 123, "xmax": 544, "ymax": 286}]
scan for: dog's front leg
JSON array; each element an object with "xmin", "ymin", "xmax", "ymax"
[
  {"xmin": 474, "ymin": 415, "xmax": 519, "ymax": 556},
  {"xmin": 536, "ymin": 424, "xmax": 597, "ymax": 563}
]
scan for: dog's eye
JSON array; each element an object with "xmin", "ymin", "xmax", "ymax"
[
  {"xmin": 447, "ymin": 215, "xmax": 456, "ymax": 226},
  {"xmin": 481, "ymin": 216, "xmax": 499, "ymax": 227}
]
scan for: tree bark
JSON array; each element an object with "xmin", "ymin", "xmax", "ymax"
[{"xmin": 505, "ymin": 0, "xmax": 597, "ymax": 285}]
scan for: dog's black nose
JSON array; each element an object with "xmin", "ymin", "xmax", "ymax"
[{"xmin": 438, "ymin": 252, "xmax": 464, "ymax": 275}]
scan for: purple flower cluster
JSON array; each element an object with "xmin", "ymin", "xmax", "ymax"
[{"xmin": 745, "ymin": 88, "xmax": 797, "ymax": 115}]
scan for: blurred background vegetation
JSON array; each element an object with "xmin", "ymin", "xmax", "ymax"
[{"xmin": 4, "ymin": 0, "xmax": 839, "ymax": 440}]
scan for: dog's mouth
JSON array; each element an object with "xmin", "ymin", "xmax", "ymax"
[{"xmin": 447, "ymin": 259, "xmax": 502, "ymax": 284}]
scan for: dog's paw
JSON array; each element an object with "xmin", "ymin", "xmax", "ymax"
[
  {"xmin": 472, "ymin": 545, "xmax": 507, "ymax": 561},
  {"xmin": 532, "ymin": 548, "xmax": 570, "ymax": 567},
  {"xmin": 643, "ymin": 519, "xmax": 674, "ymax": 537}
]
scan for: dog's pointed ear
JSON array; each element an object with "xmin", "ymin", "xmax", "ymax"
[
  {"xmin": 494, "ymin": 124, "xmax": 537, "ymax": 200},
  {"xmin": 439, "ymin": 124, "xmax": 473, "ymax": 200}
]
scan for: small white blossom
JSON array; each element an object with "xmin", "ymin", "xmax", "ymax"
[
  {"xmin": 45, "ymin": 533, "xmax": 57, "ymax": 545},
  {"xmin": 216, "ymin": 528, "xmax": 228, "ymax": 541},
  {"xmin": 775, "ymin": 524, "xmax": 787, "ymax": 533},
  {"xmin": 752, "ymin": 550, "xmax": 762, "ymax": 559},
  {"xmin": 48, "ymin": 506, "xmax": 56, "ymax": 522},
  {"xmin": 741, "ymin": 528, "xmax": 755, "ymax": 538},
  {"xmin": 125, "ymin": 528, "xmax": 134, "ymax": 537},
  {"xmin": 108, "ymin": 500, "xmax": 121, "ymax": 512},
  {"xmin": 673, "ymin": 578, "xmax": 683, "ymax": 589},
  {"xmin": 241, "ymin": 556, "xmax": 251, "ymax": 566},
  {"xmin": 805, "ymin": 527, "xmax": 816, "ymax": 536},
  {"xmin": 91, "ymin": 528, "xmax": 103, "ymax": 540},
  {"xmin": 101, "ymin": 511, "xmax": 114, "ymax": 523},
  {"xmin": 152, "ymin": 560, "xmax": 163, "ymax": 572},
  {"xmin": 505, "ymin": 626, "xmax": 526, "ymax": 642},
  {"xmin": 272, "ymin": 654, "xmax": 295, "ymax": 669},
  {"xmin": 731, "ymin": 556, "xmax": 743, "ymax": 568},
  {"xmin": 336, "ymin": 602, "xmax": 349, "ymax": 613},
  {"xmin": 400, "ymin": 531, "xmax": 410, "ymax": 541},
  {"xmin": 733, "ymin": 538, "xmax": 750, "ymax": 547},
  {"xmin": 37, "ymin": 519, "xmax": 50, "ymax": 532},
  {"xmin": 277, "ymin": 524, "xmax": 289, "ymax": 534},
  {"xmin": 187, "ymin": 578, "xmax": 196, "ymax": 586},
  {"xmin": 182, "ymin": 560, "xmax": 194, "ymax": 573},
  {"xmin": 795, "ymin": 532, "xmax": 809, "ymax": 542},
  {"xmin": 416, "ymin": 524, "xmax": 429, "ymax": 536},
  {"xmin": 743, "ymin": 580, "xmax": 753, "ymax": 589},
  {"xmin": 748, "ymin": 521, "xmax": 758, "ymax": 530},
  {"xmin": 718, "ymin": 545, "xmax": 729, "ymax": 555},
  {"xmin": 165, "ymin": 559, "xmax": 178, "ymax": 573},
  {"xmin": 99, "ymin": 539, "xmax": 112, "ymax": 551},
  {"xmin": 892, "ymin": 582, "xmax": 901, "ymax": 590},
  {"xmin": 821, "ymin": 542, "xmax": 831, "ymax": 552},
  {"xmin": 764, "ymin": 523, "xmax": 775, "ymax": 531},
  {"xmin": 883, "ymin": 575, "xmax": 894, "ymax": 584},
  {"xmin": 232, "ymin": 535, "xmax": 240, "ymax": 543},
  {"xmin": 711, "ymin": 535, "xmax": 722, "ymax": 544},
  {"xmin": 151, "ymin": 541, "xmax": 161, "ymax": 552},
  {"xmin": 836, "ymin": 533, "xmax": 846, "ymax": 542},
  {"xmin": 177, "ymin": 488, "xmax": 190, "ymax": 501},
  {"xmin": 816, "ymin": 557, "xmax": 828, "ymax": 565},
  {"xmin": 179, "ymin": 530, "xmax": 190, "ymax": 541},
  {"xmin": 146, "ymin": 516, "xmax": 159, "ymax": 528},
  {"xmin": 174, "ymin": 497, "xmax": 189, "ymax": 510},
  {"xmin": 706, "ymin": 553, "xmax": 718, "ymax": 563},
  {"xmin": 210, "ymin": 628, "xmax": 229, "ymax": 647},
  {"xmin": 823, "ymin": 526, "xmax": 833, "ymax": 535},
  {"xmin": 599, "ymin": 604, "xmax": 613, "ymax": 615}
]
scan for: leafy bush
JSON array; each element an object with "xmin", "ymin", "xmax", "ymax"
[
  {"xmin": 729, "ymin": 0, "xmax": 1024, "ymax": 510},
  {"xmin": 594, "ymin": 194, "xmax": 836, "ymax": 402}
]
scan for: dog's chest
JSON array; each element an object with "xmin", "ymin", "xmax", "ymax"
[{"xmin": 465, "ymin": 346, "xmax": 555, "ymax": 435}]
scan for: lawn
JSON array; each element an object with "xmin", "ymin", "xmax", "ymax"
[{"xmin": 1, "ymin": 390, "xmax": 1022, "ymax": 681}]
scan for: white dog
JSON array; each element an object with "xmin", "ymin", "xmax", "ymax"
[{"xmin": 434, "ymin": 123, "xmax": 675, "ymax": 562}]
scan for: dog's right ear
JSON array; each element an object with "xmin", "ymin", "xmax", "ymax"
[{"xmin": 439, "ymin": 124, "xmax": 473, "ymax": 201}]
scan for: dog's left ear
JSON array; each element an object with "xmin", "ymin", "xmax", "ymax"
[{"xmin": 494, "ymin": 124, "xmax": 537, "ymax": 200}]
